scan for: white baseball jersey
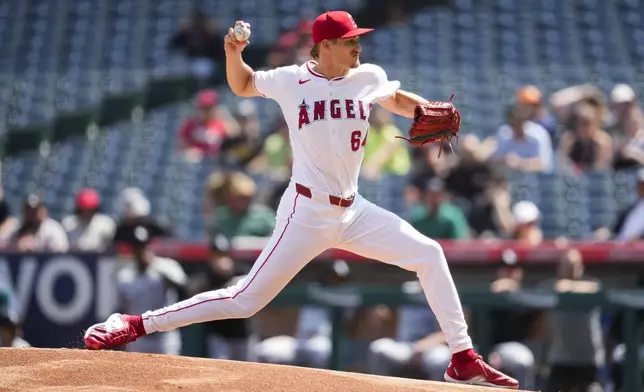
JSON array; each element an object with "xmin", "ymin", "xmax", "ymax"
[
  {"xmin": 253, "ymin": 61, "xmax": 401, "ymax": 198},
  {"xmin": 140, "ymin": 60, "xmax": 474, "ymax": 360}
]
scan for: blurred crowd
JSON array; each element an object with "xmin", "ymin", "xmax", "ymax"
[
  {"xmin": 1, "ymin": 3, "xmax": 643, "ymax": 392},
  {"xmin": 176, "ymin": 80, "xmax": 644, "ymax": 247}
]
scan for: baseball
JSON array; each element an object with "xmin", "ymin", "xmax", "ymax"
[{"xmin": 234, "ymin": 25, "xmax": 251, "ymax": 41}]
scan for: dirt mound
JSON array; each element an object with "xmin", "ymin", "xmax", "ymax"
[{"xmin": 0, "ymin": 348, "xmax": 524, "ymax": 392}]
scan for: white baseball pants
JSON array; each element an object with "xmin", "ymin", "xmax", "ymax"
[{"xmin": 142, "ymin": 182, "xmax": 473, "ymax": 354}]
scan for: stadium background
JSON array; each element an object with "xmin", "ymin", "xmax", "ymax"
[{"xmin": 1, "ymin": 0, "xmax": 644, "ymax": 391}]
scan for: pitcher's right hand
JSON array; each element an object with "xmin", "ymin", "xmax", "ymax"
[{"xmin": 224, "ymin": 21, "xmax": 251, "ymax": 55}]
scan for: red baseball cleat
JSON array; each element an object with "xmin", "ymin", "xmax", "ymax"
[
  {"xmin": 84, "ymin": 313, "xmax": 145, "ymax": 350},
  {"xmin": 444, "ymin": 354, "xmax": 519, "ymax": 389}
]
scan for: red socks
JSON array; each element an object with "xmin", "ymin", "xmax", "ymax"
[
  {"xmin": 452, "ymin": 348, "xmax": 478, "ymax": 364},
  {"xmin": 127, "ymin": 315, "xmax": 147, "ymax": 338}
]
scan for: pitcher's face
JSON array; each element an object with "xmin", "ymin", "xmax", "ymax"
[{"xmin": 329, "ymin": 37, "xmax": 362, "ymax": 69}]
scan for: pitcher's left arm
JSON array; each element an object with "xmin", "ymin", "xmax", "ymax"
[{"xmin": 378, "ymin": 90, "xmax": 429, "ymax": 118}]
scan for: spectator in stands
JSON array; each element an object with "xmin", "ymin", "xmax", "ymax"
[
  {"xmin": 113, "ymin": 188, "xmax": 172, "ymax": 246},
  {"xmin": 10, "ymin": 194, "xmax": 68, "ymax": 253},
  {"xmin": 203, "ymin": 171, "xmax": 230, "ymax": 228},
  {"xmin": 557, "ymin": 102, "xmax": 614, "ymax": 173},
  {"xmin": 255, "ymin": 260, "xmax": 354, "ymax": 369},
  {"xmin": 407, "ymin": 178, "xmax": 469, "ymax": 240},
  {"xmin": 510, "ymin": 200, "xmax": 543, "ymax": 247},
  {"xmin": 406, "ymin": 143, "xmax": 453, "ymax": 207},
  {"xmin": 490, "ymin": 105, "xmax": 554, "ymax": 173},
  {"xmin": 207, "ymin": 171, "xmax": 276, "ymax": 241},
  {"xmin": 62, "ymin": 188, "xmax": 116, "ymax": 252},
  {"xmin": 516, "ymin": 85, "xmax": 558, "ymax": 144},
  {"xmin": 169, "ymin": 7, "xmax": 224, "ymax": 85},
  {"xmin": 247, "ymin": 117, "xmax": 292, "ymax": 182},
  {"xmin": 487, "ymin": 250, "xmax": 542, "ymax": 391},
  {"xmin": 220, "ymin": 99, "xmax": 264, "ymax": 170},
  {"xmin": 361, "ymin": 106, "xmax": 411, "ymax": 180},
  {"xmin": 367, "ymin": 281, "xmax": 450, "ymax": 381},
  {"xmin": 444, "ymin": 134, "xmax": 493, "ymax": 202},
  {"xmin": 540, "ymin": 249, "xmax": 604, "ymax": 392},
  {"xmin": 189, "ymin": 234, "xmax": 257, "ymax": 361},
  {"xmin": 549, "ymin": 84, "xmax": 608, "ymax": 130},
  {"xmin": 114, "ymin": 225, "xmax": 187, "ymax": 355},
  {"xmin": 611, "ymin": 167, "xmax": 644, "ymax": 241},
  {"xmin": 179, "ymin": 90, "xmax": 232, "ymax": 163},
  {"xmin": 467, "ymin": 168, "xmax": 515, "ymax": 239},
  {"xmin": 609, "ymin": 84, "xmax": 644, "ymax": 170},
  {"xmin": 0, "ymin": 190, "xmax": 18, "ymax": 248}
]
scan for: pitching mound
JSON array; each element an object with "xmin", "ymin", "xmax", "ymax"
[{"xmin": 0, "ymin": 348, "xmax": 525, "ymax": 392}]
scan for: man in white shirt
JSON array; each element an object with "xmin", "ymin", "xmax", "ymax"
[
  {"xmin": 114, "ymin": 225, "xmax": 187, "ymax": 355},
  {"xmin": 10, "ymin": 194, "xmax": 69, "ymax": 253},
  {"xmin": 85, "ymin": 11, "xmax": 518, "ymax": 389},
  {"xmin": 494, "ymin": 106, "xmax": 554, "ymax": 173},
  {"xmin": 62, "ymin": 188, "xmax": 116, "ymax": 252}
]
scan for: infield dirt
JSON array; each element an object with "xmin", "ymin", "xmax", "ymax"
[{"xmin": 0, "ymin": 348, "xmax": 528, "ymax": 392}]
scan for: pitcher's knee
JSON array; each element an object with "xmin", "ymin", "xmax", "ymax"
[
  {"xmin": 232, "ymin": 298, "xmax": 267, "ymax": 319},
  {"xmin": 411, "ymin": 239, "xmax": 447, "ymax": 272}
]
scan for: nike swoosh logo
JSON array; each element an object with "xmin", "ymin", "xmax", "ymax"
[{"xmin": 299, "ymin": 79, "xmax": 311, "ymax": 85}]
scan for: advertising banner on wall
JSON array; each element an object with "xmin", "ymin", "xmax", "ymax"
[{"xmin": 0, "ymin": 253, "xmax": 119, "ymax": 348}]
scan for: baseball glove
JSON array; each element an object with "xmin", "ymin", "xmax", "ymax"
[{"xmin": 396, "ymin": 94, "xmax": 461, "ymax": 157}]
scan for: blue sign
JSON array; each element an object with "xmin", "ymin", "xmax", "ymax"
[{"xmin": 0, "ymin": 253, "xmax": 119, "ymax": 348}]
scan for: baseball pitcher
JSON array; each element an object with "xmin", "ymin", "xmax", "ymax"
[{"xmin": 85, "ymin": 11, "xmax": 518, "ymax": 389}]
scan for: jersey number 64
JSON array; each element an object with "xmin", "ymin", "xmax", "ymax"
[{"xmin": 350, "ymin": 130, "xmax": 368, "ymax": 151}]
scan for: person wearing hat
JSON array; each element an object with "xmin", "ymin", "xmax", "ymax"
[
  {"xmin": 61, "ymin": 188, "xmax": 116, "ymax": 252},
  {"xmin": 85, "ymin": 10, "xmax": 520, "ymax": 389},
  {"xmin": 407, "ymin": 178, "xmax": 469, "ymax": 240},
  {"xmin": 207, "ymin": 171, "xmax": 276, "ymax": 241},
  {"xmin": 178, "ymin": 89, "xmax": 233, "ymax": 163},
  {"xmin": 112, "ymin": 187, "xmax": 172, "ymax": 248},
  {"xmin": 608, "ymin": 84, "xmax": 644, "ymax": 170},
  {"xmin": 10, "ymin": 193, "xmax": 68, "ymax": 253},
  {"xmin": 510, "ymin": 200, "xmax": 544, "ymax": 247},
  {"xmin": 189, "ymin": 234, "xmax": 258, "ymax": 361},
  {"xmin": 493, "ymin": 105, "xmax": 554, "ymax": 173},
  {"xmin": 515, "ymin": 85, "xmax": 558, "ymax": 143},
  {"xmin": 113, "ymin": 224, "xmax": 188, "ymax": 355}
]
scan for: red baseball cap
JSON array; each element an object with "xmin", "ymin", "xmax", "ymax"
[
  {"xmin": 312, "ymin": 11, "xmax": 374, "ymax": 44},
  {"xmin": 76, "ymin": 188, "xmax": 100, "ymax": 210},
  {"xmin": 197, "ymin": 90, "xmax": 219, "ymax": 108}
]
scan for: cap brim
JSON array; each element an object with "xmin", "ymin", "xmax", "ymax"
[{"xmin": 341, "ymin": 28, "xmax": 374, "ymax": 39}]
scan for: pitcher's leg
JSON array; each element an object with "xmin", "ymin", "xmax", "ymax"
[
  {"xmin": 85, "ymin": 192, "xmax": 335, "ymax": 351},
  {"xmin": 338, "ymin": 198, "xmax": 519, "ymax": 389},
  {"xmin": 144, "ymin": 202, "xmax": 328, "ymax": 333},
  {"xmin": 338, "ymin": 201, "xmax": 471, "ymax": 353}
]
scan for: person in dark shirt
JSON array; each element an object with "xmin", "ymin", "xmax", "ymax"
[
  {"xmin": 112, "ymin": 188, "xmax": 173, "ymax": 247},
  {"xmin": 169, "ymin": 7, "xmax": 224, "ymax": 84},
  {"xmin": 486, "ymin": 251, "xmax": 543, "ymax": 391},
  {"xmin": 189, "ymin": 234, "xmax": 256, "ymax": 361}
]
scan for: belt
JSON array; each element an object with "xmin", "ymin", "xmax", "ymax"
[{"xmin": 295, "ymin": 183, "xmax": 355, "ymax": 208}]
